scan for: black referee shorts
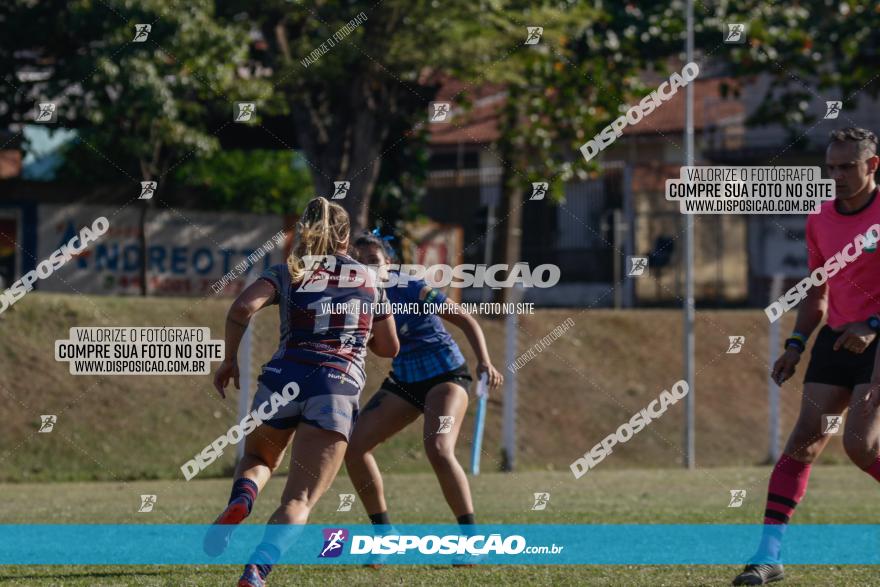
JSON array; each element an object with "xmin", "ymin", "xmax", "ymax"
[{"xmin": 803, "ymin": 325, "xmax": 879, "ymax": 388}]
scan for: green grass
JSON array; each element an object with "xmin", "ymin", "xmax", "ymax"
[{"xmin": 2, "ymin": 466, "xmax": 879, "ymax": 585}]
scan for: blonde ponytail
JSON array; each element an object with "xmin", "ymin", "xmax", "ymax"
[{"xmin": 288, "ymin": 197, "xmax": 350, "ymax": 282}]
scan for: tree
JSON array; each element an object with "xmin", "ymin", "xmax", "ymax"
[
  {"xmin": 226, "ymin": 0, "xmax": 497, "ymax": 235},
  {"xmin": 452, "ymin": 3, "xmax": 685, "ymax": 301},
  {"xmin": 1, "ymin": 0, "xmax": 269, "ymax": 294},
  {"xmin": 173, "ymin": 149, "xmax": 315, "ymax": 214},
  {"xmin": 706, "ymin": 1, "xmax": 880, "ymax": 132},
  {"xmin": 458, "ymin": 1, "xmax": 880, "ymax": 302}
]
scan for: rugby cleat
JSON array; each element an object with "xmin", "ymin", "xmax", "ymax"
[
  {"xmin": 732, "ymin": 563, "xmax": 784, "ymax": 585},
  {"xmin": 452, "ymin": 553, "xmax": 486, "ymax": 567},
  {"xmin": 363, "ymin": 551, "xmax": 391, "ymax": 569},
  {"xmin": 204, "ymin": 496, "xmax": 250, "ymax": 557},
  {"xmin": 237, "ymin": 564, "xmax": 265, "ymax": 587},
  {"xmin": 362, "ymin": 526, "xmax": 399, "ymax": 569}
]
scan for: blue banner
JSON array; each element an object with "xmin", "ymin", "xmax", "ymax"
[{"xmin": 0, "ymin": 524, "xmax": 877, "ymax": 565}]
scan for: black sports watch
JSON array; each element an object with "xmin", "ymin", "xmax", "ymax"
[{"xmin": 868, "ymin": 314, "xmax": 880, "ymax": 334}]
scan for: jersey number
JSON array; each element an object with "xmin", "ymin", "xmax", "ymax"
[{"xmin": 307, "ymin": 297, "xmax": 359, "ymax": 334}]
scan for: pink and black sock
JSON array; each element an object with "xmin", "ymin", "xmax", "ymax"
[
  {"xmin": 229, "ymin": 478, "xmax": 259, "ymax": 514},
  {"xmin": 757, "ymin": 455, "xmax": 812, "ymax": 562}
]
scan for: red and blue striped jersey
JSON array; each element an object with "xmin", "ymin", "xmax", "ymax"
[{"xmin": 258, "ymin": 255, "xmax": 390, "ymax": 388}]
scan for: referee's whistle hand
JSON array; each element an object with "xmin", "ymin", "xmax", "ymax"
[{"xmin": 832, "ymin": 322, "xmax": 876, "ymax": 354}]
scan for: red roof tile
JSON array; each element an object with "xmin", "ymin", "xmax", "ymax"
[{"xmin": 428, "ymin": 77, "xmax": 743, "ymax": 145}]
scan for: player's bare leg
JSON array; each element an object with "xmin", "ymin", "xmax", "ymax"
[
  {"xmin": 734, "ymin": 383, "xmax": 850, "ymax": 585},
  {"xmin": 842, "ymin": 383, "xmax": 880, "ymax": 471},
  {"xmin": 422, "ymin": 382, "xmax": 473, "ymax": 520},
  {"xmin": 241, "ymin": 423, "xmax": 348, "ymax": 586},
  {"xmin": 204, "ymin": 425, "xmax": 294, "ymax": 557},
  {"xmin": 783, "ymin": 383, "xmax": 851, "ymax": 462},
  {"xmin": 235, "ymin": 424, "xmax": 295, "ymax": 490},
  {"xmin": 345, "ymin": 389, "xmax": 421, "ymax": 519}
]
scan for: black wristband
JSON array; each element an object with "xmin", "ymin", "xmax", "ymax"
[{"xmin": 784, "ymin": 337, "xmax": 805, "ymax": 353}]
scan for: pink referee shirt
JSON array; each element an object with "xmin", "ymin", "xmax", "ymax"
[{"xmin": 805, "ymin": 188, "xmax": 880, "ymax": 329}]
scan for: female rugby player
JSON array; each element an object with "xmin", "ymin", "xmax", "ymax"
[
  {"xmin": 204, "ymin": 198, "xmax": 398, "ymax": 587},
  {"xmin": 346, "ymin": 232, "xmax": 503, "ymax": 532}
]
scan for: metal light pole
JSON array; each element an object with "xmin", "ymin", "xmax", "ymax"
[
  {"xmin": 767, "ymin": 274, "xmax": 785, "ymax": 462},
  {"xmin": 683, "ymin": 0, "xmax": 696, "ymax": 469}
]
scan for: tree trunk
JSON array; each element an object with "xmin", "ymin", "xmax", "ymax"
[
  {"xmin": 138, "ymin": 199, "xmax": 148, "ymax": 296},
  {"xmin": 138, "ymin": 140, "xmax": 163, "ymax": 297},
  {"xmin": 290, "ymin": 78, "xmax": 392, "ymax": 236},
  {"xmin": 491, "ymin": 103, "xmax": 525, "ymax": 305},
  {"xmin": 491, "ymin": 163, "xmax": 524, "ymax": 305},
  {"xmin": 268, "ymin": 18, "xmax": 396, "ymax": 237}
]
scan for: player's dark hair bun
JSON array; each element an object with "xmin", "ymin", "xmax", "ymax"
[{"xmin": 353, "ymin": 230, "xmax": 396, "ymax": 261}]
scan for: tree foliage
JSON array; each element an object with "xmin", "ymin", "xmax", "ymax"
[{"xmin": 1, "ymin": 0, "xmax": 269, "ymax": 181}]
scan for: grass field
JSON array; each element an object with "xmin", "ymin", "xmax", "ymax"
[{"xmin": 2, "ymin": 465, "xmax": 880, "ymax": 586}]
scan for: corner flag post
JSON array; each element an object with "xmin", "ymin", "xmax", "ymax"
[{"xmin": 470, "ymin": 373, "xmax": 489, "ymax": 475}]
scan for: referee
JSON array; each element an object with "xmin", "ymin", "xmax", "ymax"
[{"xmin": 733, "ymin": 128, "xmax": 880, "ymax": 585}]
